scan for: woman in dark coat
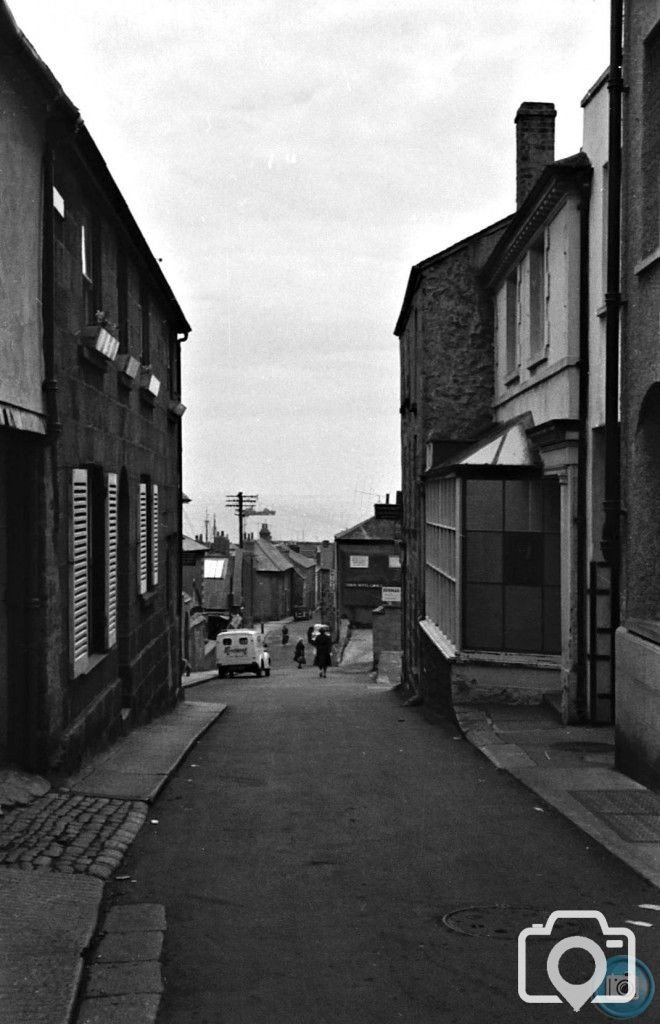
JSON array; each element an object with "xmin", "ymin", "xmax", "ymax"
[
  {"xmin": 314, "ymin": 629, "xmax": 332, "ymax": 678},
  {"xmin": 293, "ymin": 638, "xmax": 306, "ymax": 669}
]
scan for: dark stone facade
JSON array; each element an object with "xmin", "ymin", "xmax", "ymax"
[
  {"xmin": 0, "ymin": 14, "xmax": 190, "ymax": 771},
  {"xmin": 616, "ymin": 1, "xmax": 660, "ymax": 785},
  {"xmin": 395, "ymin": 219, "xmax": 509, "ymax": 697}
]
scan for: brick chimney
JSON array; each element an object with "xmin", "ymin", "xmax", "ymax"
[{"xmin": 515, "ymin": 102, "xmax": 556, "ymax": 207}]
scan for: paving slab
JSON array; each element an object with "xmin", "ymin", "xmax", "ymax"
[
  {"xmin": 0, "ymin": 871, "xmax": 102, "ymax": 1024},
  {"xmin": 65, "ymin": 701, "xmax": 227, "ymax": 802},
  {"xmin": 75, "ymin": 993, "xmax": 161, "ymax": 1024},
  {"xmin": 456, "ymin": 701, "xmax": 660, "ymax": 889},
  {"xmin": 85, "ymin": 962, "xmax": 163, "ymax": 997},
  {"xmin": 104, "ymin": 903, "xmax": 166, "ymax": 932},
  {"xmin": 94, "ymin": 930, "xmax": 163, "ymax": 963}
]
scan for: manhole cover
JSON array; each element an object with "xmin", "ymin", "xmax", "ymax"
[
  {"xmin": 552, "ymin": 741, "xmax": 615, "ymax": 754},
  {"xmin": 439, "ymin": 906, "xmax": 586, "ymax": 940}
]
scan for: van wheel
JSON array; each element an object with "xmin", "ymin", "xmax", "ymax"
[{"xmin": 217, "ymin": 666, "xmax": 225, "ymax": 679}]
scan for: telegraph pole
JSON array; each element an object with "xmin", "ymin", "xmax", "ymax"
[
  {"xmin": 226, "ymin": 493, "xmax": 276, "ymax": 547},
  {"xmin": 225, "ymin": 491, "xmax": 258, "ymax": 547}
]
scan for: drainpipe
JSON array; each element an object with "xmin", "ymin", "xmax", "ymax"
[
  {"xmin": 176, "ymin": 331, "xmax": 188, "ymax": 701},
  {"xmin": 600, "ymin": 0, "xmax": 624, "ymax": 720},
  {"xmin": 577, "ymin": 176, "xmax": 591, "ymax": 722}
]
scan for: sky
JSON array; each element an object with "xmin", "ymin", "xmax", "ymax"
[{"xmin": 8, "ymin": 0, "xmax": 609, "ymax": 543}]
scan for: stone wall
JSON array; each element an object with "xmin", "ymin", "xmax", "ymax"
[
  {"xmin": 372, "ymin": 604, "xmax": 401, "ymax": 667},
  {"xmin": 397, "ymin": 218, "xmax": 509, "ymax": 699}
]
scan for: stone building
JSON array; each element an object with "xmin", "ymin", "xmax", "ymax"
[
  {"xmin": 398, "ymin": 93, "xmax": 610, "ymax": 717},
  {"xmin": 0, "ymin": 2, "xmax": 189, "ymax": 769},
  {"xmin": 395, "ymin": 217, "xmax": 509, "ymax": 700},
  {"xmin": 335, "ymin": 497, "xmax": 402, "ymax": 628},
  {"xmin": 616, "ymin": 1, "xmax": 660, "ymax": 784}
]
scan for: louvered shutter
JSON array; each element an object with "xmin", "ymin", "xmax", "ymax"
[
  {"xmin": 106, "ymin": 473, "xmax": 118, "ymax": 647},
  {"xmin": 71, "ymin": 468, "xmax": 89, "ymax": 675},
  {"xmin": 138, "ymin": 482, "xmax": 148, "ymax": 595},
  {"xmin": 151, "ymin": 483, "xmax": 159, "ymax": 586}
]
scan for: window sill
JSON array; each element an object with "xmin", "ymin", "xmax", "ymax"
[
  {"xmin": 139, "ymin": 388, "xmax": 157, "ymax": 407},
  {"xmin": 503, "ymin": 368, "xmax": 520, "ymax": 387},
  {"xmin": 72, "ymin": 650, "xmax": 111, "ymax": 680},
  {"xmin": 456, "ymin": 649, "xmax": 561, "ymax": 668},
  {"xmin": 168, "ymin": 399, "xmax": 186, "ymax": 420},
  {"xmin": 78, "ymin": 344, "xmax": 110, "ymax": 373},
  {"xmin": 625, "ymin": 618, "xmax": 660, "ymax": 646},
  {"xmin": 527, "ymin": 351, "xmax": 547, "ymax": 372},
  {"xmin": 634, "ymin": 247, "xmax": 660, "ymax": 278},
  {"xmin": 115, "ymin": 353, "xmax": 140, "ymax": 389},
  {"xmin": 139, "ymin": 590, "xmax": 156, "ymax": 608}
]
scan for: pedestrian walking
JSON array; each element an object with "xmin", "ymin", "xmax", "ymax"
[
  {"xmin": 313, "ymin": 628, "xmax": 332, "ymax": 679},
  {"xmin": 293, "ymin": 638, "xmax": 306, "ymax": 669},
  {"xmin": 307, "ymin": 624, "xmax": 314, "ymax": 645},
  {"xmin": 282, "ymin": 625, "xmax": 289, "ymax": 645}
]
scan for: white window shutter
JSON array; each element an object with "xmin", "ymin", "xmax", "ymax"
[
  {"xmin": 106, "ymin": 473, "xmax": 118, "ymax": 647},
  {"xmin": 138, "ymin": 482, "xmax": 148, "ymax": 595},
  {"xmin": 71, "ymin": 468, "xmax": 89, "ymax": 675},
  {"xmin": 151, "ymin": 483, "xmax": 159, "ymax": 586}
]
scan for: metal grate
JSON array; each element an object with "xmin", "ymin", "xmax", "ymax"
[{"xmin": 439, "ymin": 906, "xmax": 586, "ymax": 941}]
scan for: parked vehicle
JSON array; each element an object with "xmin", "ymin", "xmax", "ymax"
[
  {"xmin": 293, "ymin": 606, "xmax": 309, "ymax": 620},
  {"xmin": 216, "ymin": 629, "xmax": 271, "ymax": 678},
  {"xmin": 311, "ymin": 623, "xmax": 330, "ymax": 644}
]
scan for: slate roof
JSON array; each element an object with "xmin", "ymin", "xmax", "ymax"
[
  {"xmin": 335, "ymin": 516, "xmax": 401, "ymax": 543},
  {"xmin": 278, "ymin": 546, "xmax": 316, "ymax": 571},
  {"xmin": 182, "ymin": 536, "xmax": 209, "ymax": 553},
  {"xmin": 253, "ymin": 538, "xmax": 294, "ymax": 573}
]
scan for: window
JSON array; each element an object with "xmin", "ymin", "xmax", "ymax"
[
  {"xmin": 349, "ymin": 555, "xmax": 369, "ymax": 569},
  {"xmin": 140, "ymin": 283, "xmax": 150, "ymax": 365},
  {"xmin": 643, "ymin": 26, "xmax": 660, "ymax": 253},
  {"xmin": 463, "ymin": 476, "xmax": 560, "ymax": 654},
  {"xmin": 138, "ymin": 479, "xmax": 159, "ymax": 595},
  {"xmin": 505, "ymin": 274, "xmax": 519, "ymax": 376},
  {"xmin": 529, "ymin": 241, "xmax": 545, "ymax": 358},
  {"xmin": 116, "ymin": 247, "xmax": 128, "ymax": 352},
  {"xmin": 425, "ymin": 476, "xmax": 457, "ymax": 642},
  {"xmin": 71, "ymin": 468, "xmax": 118, "ymax": 676},
  {"xmin": 53, "ymin": 187, "xmax": 65, "ymax": 218},
  {"xmin": 81, "ymin": 215, "xmax": 101, "ymax": 324},
  {"xmin": 388, "ymin": 555, "xmax": 401, "ymax": 569}
]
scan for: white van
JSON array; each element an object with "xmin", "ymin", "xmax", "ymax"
[{"xmin": 216, "ymin": 629, "xmax": 271, "ymax": 678}]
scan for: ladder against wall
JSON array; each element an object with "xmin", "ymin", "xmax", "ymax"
[{"xmin": 588, "ymin": 561, "xmax": 614, "ymax": 723}]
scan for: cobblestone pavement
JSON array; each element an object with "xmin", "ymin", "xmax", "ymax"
[{"xmin": 0, "ymin": 791, "xmax": 147, "ymax": 878}]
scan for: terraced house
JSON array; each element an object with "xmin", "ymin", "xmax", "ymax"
[{"xmin": 0, "ymin": 1, "xmax": 190, "ymax": 770}]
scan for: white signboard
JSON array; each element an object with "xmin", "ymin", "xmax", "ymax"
[
  {"xmin": 349, "ymin": 555, "xmax": 369, "ymax": 569},
  {"xmin": 382, "ymin": 586, "xmax": 402, "ymax": 603}
]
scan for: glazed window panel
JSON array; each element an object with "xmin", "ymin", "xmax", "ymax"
[
  {"xmin": 529, "ymin": 242, "xmax": 545, "ymax": 357},
  {"xmin": 464, "ymin": 583, "xmax": 504, "ymax": 649},
  {"xmin": 505, "ymin": 274, "xmax": 518, "ymax": 375},
  {"xmin": 425, "ymin": 476, "xmax": 457, "ymax": 643},
  {"xmin": 462, "ymin": 476, "xmax": 560, "ymax": 654},
  {"xmin": 643, "ymin": 26, "xmax": 660, "ymax": 253}
]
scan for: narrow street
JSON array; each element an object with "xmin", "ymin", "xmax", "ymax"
[{"xmin": 100, "ymin": 634, "xmax": 660, "ymax": 1023}]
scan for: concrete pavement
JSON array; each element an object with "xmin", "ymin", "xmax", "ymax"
[
  {"xmin": 0, "ymin": 698, "xmax": 225, "ymax": 1024},
  {"xmin": 454, "ymin": 701, "xmax": 660, "ymax": 889}
]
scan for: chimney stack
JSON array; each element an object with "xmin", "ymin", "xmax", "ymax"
[{"xmin": 515, "ymin": 102, "xmax": 556, "ymax": 208}]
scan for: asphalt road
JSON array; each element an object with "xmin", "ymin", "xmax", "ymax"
[{"xmin": 103, "ymin": 634, "xmax": 660, "ymax": 1023}]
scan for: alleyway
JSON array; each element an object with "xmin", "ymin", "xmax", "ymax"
[{"xmin": 100, "ymin": 636, "xmax": 660, "ymax": 1023}]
